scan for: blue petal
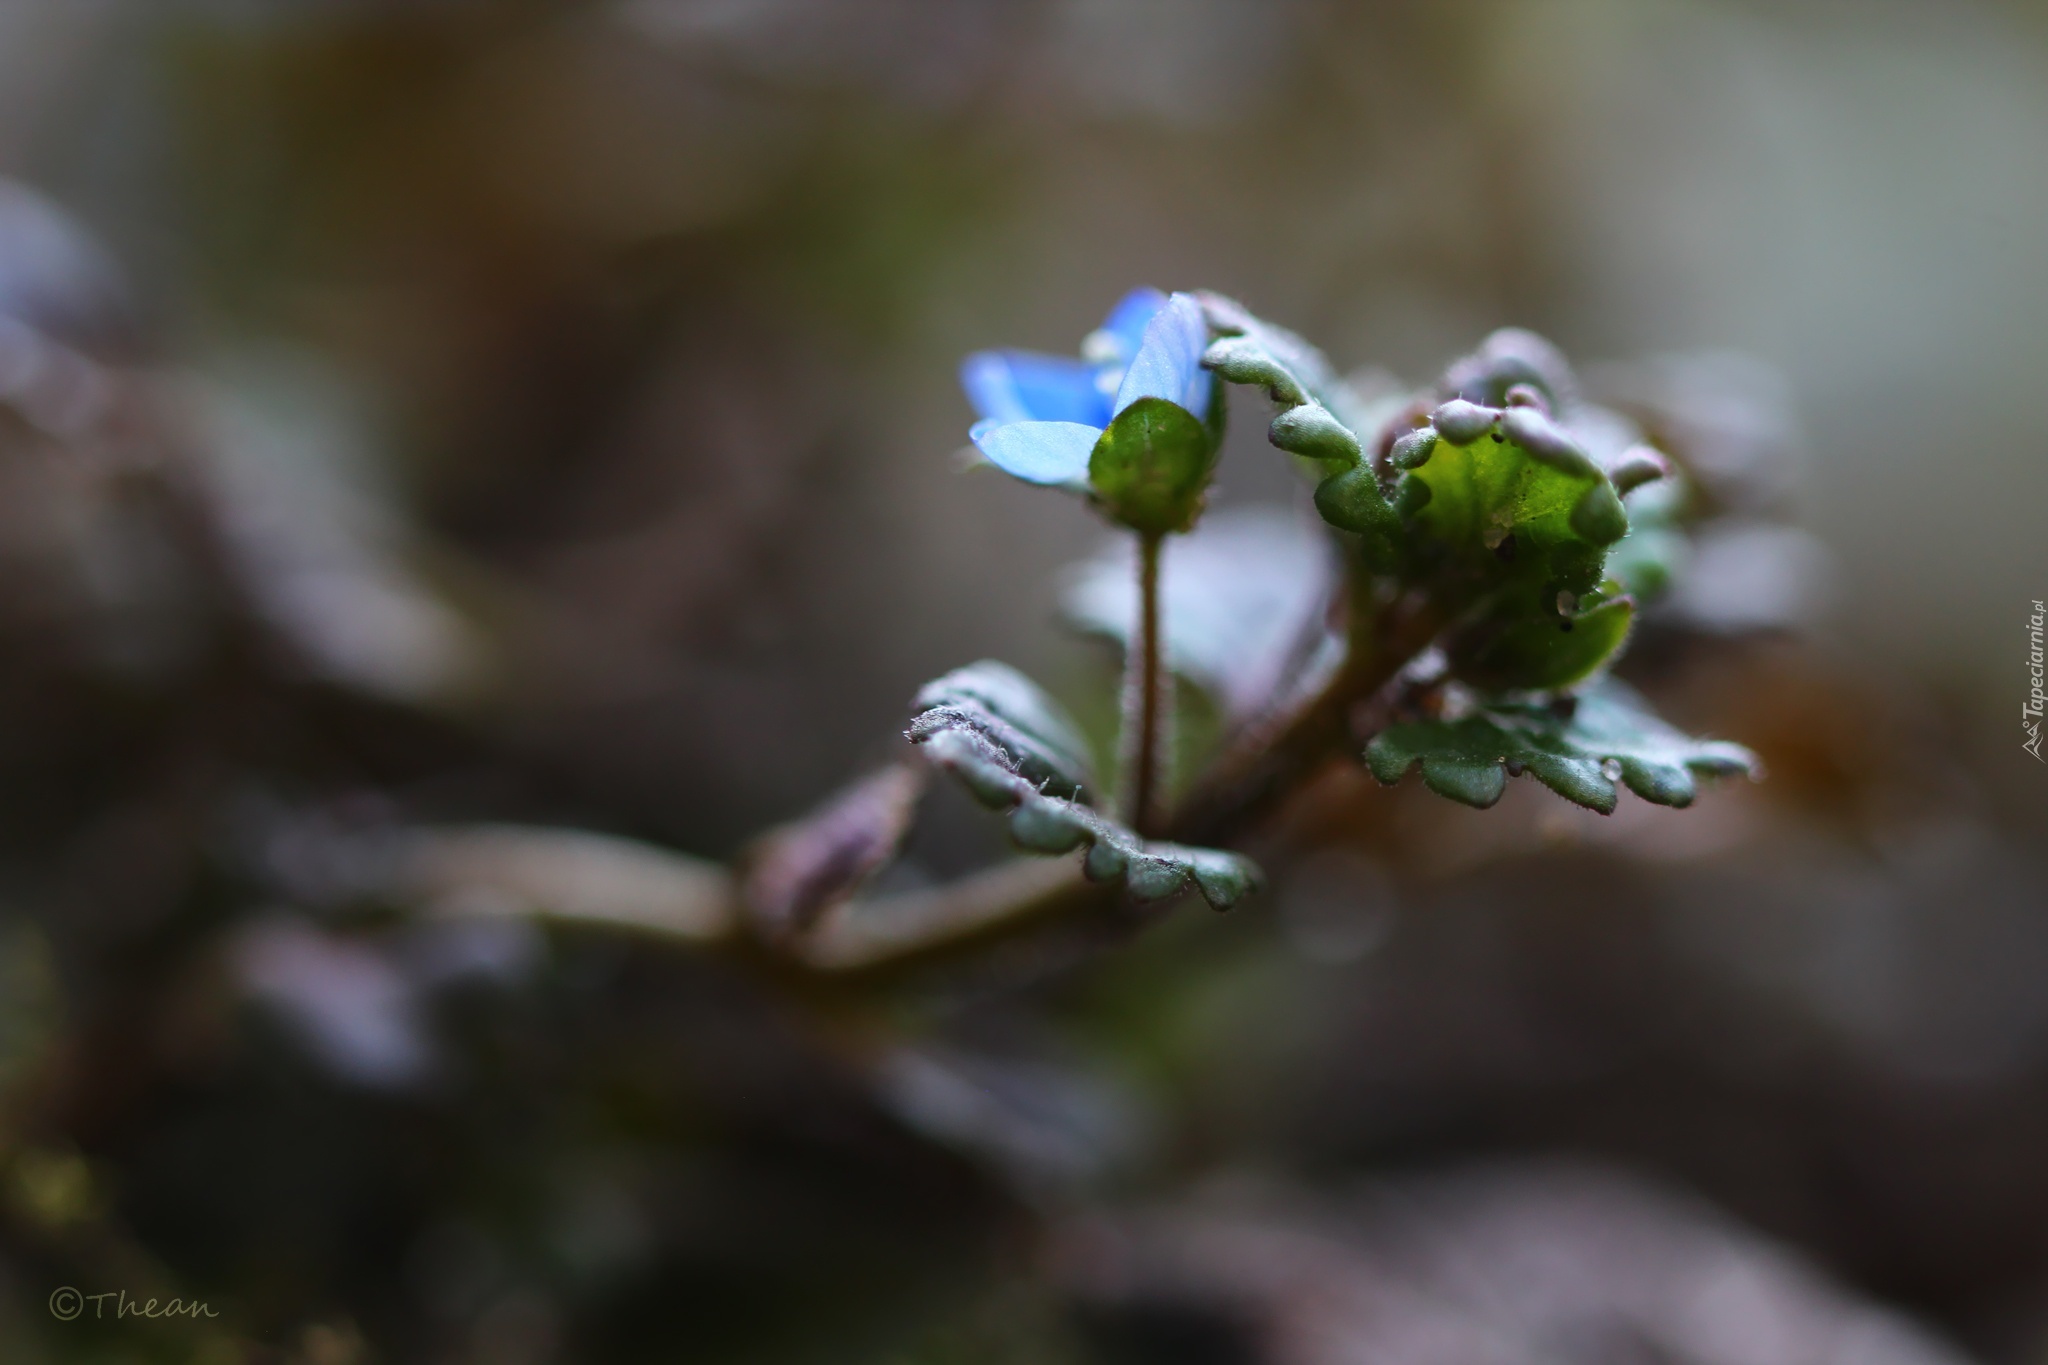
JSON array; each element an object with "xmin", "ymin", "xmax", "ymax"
[
  {"xmin": 1095, "ymin": 287, "xmax": 1170, "ymax": 366},
  {"xmin": 971, "ymin": 420, "xmax": 1103, "ymax": 488},
  {"xmin": 1113, "ymin": 292, "xmax": 1211, "ymax": 419},
  {"xmin": 961, "ymin": 350, "xmax": 1110, "ymax": 426}
]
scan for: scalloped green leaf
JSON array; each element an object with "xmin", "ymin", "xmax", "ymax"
[
  {"xmin": 1197, "ymin": 297, "xmax": 1404, "ymax": 568},
  {"xmin": 909, "ymin": 661, "xmax": 1096, "ymax": 801},
  {"xmin": 1087, "ymin": 396, "xmax": 1220, "ymax": 535},
  {"xmin": 909, "ymin": 694, "xmax": 1262, "ymax": 910},
  {"xmin": 1195, "ymin": 293, "xmax": 1347, "ymax": 410},
  {"xmin": 1395, "ymin": 396, "xmax": 1636, "ymax": 674},
  {"xmin": 1365, "ymin": 678, "xmax": 1759, "ymax": 813},
  {"xmin": 1403, "ymin": 400, "xmax": 1624, "ymax": 581}
]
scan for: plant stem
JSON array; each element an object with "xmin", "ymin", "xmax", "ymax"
[
  {"xmin": 1170, "ymin": 584, "xmax": 1444, "ymax": 845},
  {"xmin": 1120, "ymin": 530, "xmax": 1168, "ymax": 837},
  {"xmin": 797, "ymin": 857, "xmax": 1108, "ymax": 975}
]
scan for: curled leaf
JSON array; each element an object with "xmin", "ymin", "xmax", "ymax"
[
  {"xmin": 741, "ymin": 764, "xmax": 926, "ymax": 940},
  {"xmin": 909, "ymin": 660, "xmax": 1096, "ymax": 801},
  {"xmin": 1198, "ymin": 296, "xmax": 1401, "ymax": 566},
  {"xmin": 1366, "ymin": 678, "xmax": 1759, "ymax": 813},
  {"xmin": 909, "ymin": 677, "xmax": 1261, "ymax": 911},
  {"xmin": 1194, "ymin": 293, "xmax": 1351, "ymax": 413},
  {"xmin": 1441, "ymin": 327, "xmax": 1579, "ymax": 411},
  {"xmin": 1603, "ymin": 475, "xmax": 1691, "ymax": 601}
]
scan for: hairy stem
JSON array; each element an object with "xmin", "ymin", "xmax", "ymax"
[{"xmin": 1119, "ymin": 530, "xmax": 1169, "ymax": 837}]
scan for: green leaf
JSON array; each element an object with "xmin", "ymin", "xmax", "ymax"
[
  {"xmin": 1365, "ymin": 678, "xmax": 1760, "ymax": 813},
  {"xmin": 1198, "ymin": 297, "xmax": 1403, "ymax": 567},
  {"xmin": 1194, "ymin": 292, "xmax": 1385, "ymax": 432},
  {"xmin": 909, "ymin": 661, "xmax": 1096, "ymax": 801},
  {"xmin": 1087, "ymin": 396, "xmax": 1220, "ymax": 535},
  {"xmin": 909, "ymin": 678, "xmax": 1262, "ymax": 910},
  {"xmin": 1403, "ymin": 400, "xmax": 1625, "ymax": 578},
  {"xmin": 1446, "ymin": 586, "xmax": 1636, "ymax": 693},
  {"xmin": 1396, "ymin": 397, "xmax": 1638, "ymax": 682}
]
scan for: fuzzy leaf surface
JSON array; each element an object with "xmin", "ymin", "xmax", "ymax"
[{"xmin": 909, "ymin": 661, "xmax": 1096, "ymax": 801}]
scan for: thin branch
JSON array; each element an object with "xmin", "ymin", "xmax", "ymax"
[{"xmin": 797, "ymin": 857, "xmax": 1109, "ymax": 973}]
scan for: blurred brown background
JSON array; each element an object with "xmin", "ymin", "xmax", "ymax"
[{"xmin": 0, "ymin": 2, "xmax": 2046, "ymax": 1363}]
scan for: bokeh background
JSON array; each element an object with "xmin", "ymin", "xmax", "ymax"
[{"xmin": 1, "ymin": 1, "xmax": 2045, "ymax": 1362}]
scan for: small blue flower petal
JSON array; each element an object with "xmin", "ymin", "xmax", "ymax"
[
  {"xmin": 1095, "ymin": 287, "xmax": 1170, "ymax": 367},
  {"xmin": 972, "ymin": 420, "xmax": 1104, "ymax": 488},
  {"xmin": 961, "ymin": 350, "xmax": 1110, "ymax": 427},
  {"xmin": 1113, "ymin": 292, "xmax": 1211, "ymax": 420}
]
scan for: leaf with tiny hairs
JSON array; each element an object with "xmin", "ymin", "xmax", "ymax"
[
  {"xmin": 908, "ymin": 660, "xmax": 1096, "ymax": 802},
  {"xmin": 1602, "ymin": 474, "xmax": 1691, "ymax": 602},
  {"xmin": 908, "ymin": 665, "xmax": 1261, "ymax": 910},
  {"xmin": 1365, "ymin": 678, "xmax": 1759, "ymax": 813}
]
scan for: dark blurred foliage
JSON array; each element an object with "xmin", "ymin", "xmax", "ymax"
[{"xmin": 0, "ymin": 1, "xmax": 2045, "ymax": 1362}]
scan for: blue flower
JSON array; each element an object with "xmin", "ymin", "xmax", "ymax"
[{"xmin": 961, "ymin": 289, "xmax": 1214, "ymax": 492}]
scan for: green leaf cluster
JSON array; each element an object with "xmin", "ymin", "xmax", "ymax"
[{"xmin": 1192, "ymin": 301, "xmax": 1757, "ymax": 815}]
